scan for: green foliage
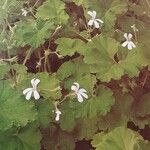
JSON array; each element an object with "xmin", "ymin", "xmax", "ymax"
[
  {"xmin": 13, "ymin": 19, "xmax": 54, "ymax": 48},
  {"xmin": 0, "ymin": 125, "xmax": 41, "ymax": 150},
  {"xmin": 0, "ymin": 80, "xmax": 37, "ymax": 131},
  {"xmin": 0, "ymin": 62, "xmax": 10, "ymax": 78},
  {"xmin": 57, "ymin": 61, "xmax": 76, "ymax": 80},
  {"xmin": 56, "ymin": 38, "xmax": 85, "ymax": 56},
  {"xmin": 37, "ymin": 99, "xmax": 54, "ymax": 127},
  {"xmin": 35, "ymin": 73, "xmax": 61, "ymax": 99},
  {"xmin": 0, "ymin": 0, "xmax": 150, "ymax": 149},
  {"xmin": 92, "ymin": 126, "xmax": 150, "ymax": 150},
  {"xmin": 60, "ymin": 102, "xmax": 76, "ymax": 132},
  {"xmin": 0, "ymin": 0, "xmax": 24, "ymax": 23},
  {"xmin": 75, "ymin": 86, "xmax": 115, "ymax": 118},
  {"xmin": 36, "ymin": 0, "xmax": 69, "ymax": 25}
]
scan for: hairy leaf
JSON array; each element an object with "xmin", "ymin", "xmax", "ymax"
[
  {"xmin": 0, "ymin": 80, "xmax": 37, "ymax": 131},
  {"xmin": 0, "ymin": 125, "xmax": 41, "ymax": 150},
  {"xmin": 36, "ymin": 0, "xmax": 69, "ymax": 25},
  {"xmin": 92, "ymin": 126, "xmax": 150, "ymax": 150}
]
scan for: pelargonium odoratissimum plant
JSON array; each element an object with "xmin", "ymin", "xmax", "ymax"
[{"xmin": 0, "ymin": 0, "xmax": 150, "ymax": 149}]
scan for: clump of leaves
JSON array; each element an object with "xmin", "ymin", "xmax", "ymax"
[{"xmin": 0, "ymin": 0, "xmax": 150, "ymax": 149}]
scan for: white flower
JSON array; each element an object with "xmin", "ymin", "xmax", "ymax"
[
  {"xmin": 131, "ymin": 24, "xmax": 138, "ymax": 32},
  {"xmin": 55, "ymin": 109, "xmax": 61, "ymax": 121},
  {"xmin": 122, "ymin": 33, "xmax": 136, "ymax": 50},
  {"xmin": 23, "ymin": 78, "xmax": 40, "ymax": 100},
  {"xmin": 21, "ymin": 8, "xmax": 28, "ymax": 16},
  {"xmin": 87, "ymin": 11, "xmax": 104, "ymax": 29},
  {"xmin": 71, "ymin": 82, "xmax": 88, "ymax": 103}
]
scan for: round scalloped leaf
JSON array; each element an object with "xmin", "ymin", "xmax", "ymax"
[
  {"xmin": 0, "ymin": 125, "xmax": 41, "ymax": 150},
  {"xmin": 0, "ymin": 80, "xmax": 37, "ymax": 131},
  {"xmin": 37, "ymin": 99, "xmax": 54, "ymax": 127},
  {"xmin": 92, "ymin": 126, "xmax": 150, "ymax": 150},
  {"xmin": 34, "ymin": 73, "xmax": 61, "ymax": 99},
  {"xmin": 13, "ymin": 19, "xmax": 54, "ymax": 48},
  {"xmin": 75, "ymin": 86, "xmax": 115, "ymax": 118},
  {"xmin": 57, "ymin": 61, "xmax": 76, "ymax": 80},
  {"xmin": 56, "ymin": 38, "xmax": 85, "ymax": 57},
  {"xmin": 36, "ymin": 0, "xmax": 69, "ymax": 25},
  {"xmin": 134, "ymin": 92, "xmax": 150, "ymax": 117}
]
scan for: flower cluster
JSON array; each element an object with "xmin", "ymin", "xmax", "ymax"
[
  {"xmin": 87, "ymin": 10, "xmax": 136, "ymax": 50},
  {"xmin": 23, "ymin": 79, "xmax": 88, "ymax": 121},
  {"xmin": 23, "ymin": 10, "xmax": 137, "ymax": 122}
]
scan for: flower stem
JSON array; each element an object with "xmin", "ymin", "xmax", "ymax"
[{"xmin": 59, "ymin": 93, "xmax": 75, "ymax": 104}]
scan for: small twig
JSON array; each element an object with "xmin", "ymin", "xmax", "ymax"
[
  {"xmin": 23, "ymin": 48, "xmax": 32, "ymax": 65},
  {"xmin": 59, "ymin": 93, "xmax": 75, "ymax": 104},
  {"xmin": 141, "ymin": 70, "xmax": 149, "ymax": 87}
]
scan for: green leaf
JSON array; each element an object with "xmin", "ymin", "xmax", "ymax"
[
  {"xmin": 75, "ymin": 117, "xmax": 98, "ymax": 140},
  {"xmin": 60, "ymin": 102, "xmax": 76, "ymax": 132},
  {"xmin": 92, "ymin": 126, "xmax": 149, "ymax": 150},
  {"xmin": 57, "ymin": 61, "xmax": 76, "ymax": 80},
  {"xmin": 12, "ymin": 64, "xmax": 27, "ymax": 75},
  {"xmin": 0, "ymin": 0, "xmax": 24, "ymax": 23},
  {"xmin": 75, "ymin": 86, "xmax": 115, "ymax": 118},
  {"xmin": 37, "ymin": 99, "xmax": 54, "ymax": 127},
  {"xmin": 0, "ymin": 80, "xmax": 37, "ymax": 131},
  {"xmin": 13, "ymin": 19, "xmax": 54, "ymax": 48},
  {"xmin": 103, "ymin": 0, "xmax": 128, "ymax": 30},
  {"xmin": 0, "ymin": 125, "xmax": 41, "ymax": 150},
  {"xmin": 82, "ymin": 35, "xmax": 148, "ymax": 82},
  {"xmin": 56, "ymin": 38, "xmax": 85, "ymax": 57},
  {"xmin": 96, "ymin": 63, "xmax": 125, "ymax": 82},
  {"xmin": 98, "ymin": 93, "xmax": 134, "ymax": 131},
  {"xmin": 0, "ymin": 63, "xmax": 10, "ymax": 79},
  {"xmin": 36, "ymin": 0, "xmax": 69, "ymax": 25},
  {"xmin": 34, "ymin": 73, "xmax": 61, "ymax": 99}
]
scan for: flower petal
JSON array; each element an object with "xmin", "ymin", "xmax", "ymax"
[
  {"xmin": 124, "ymin": 33, "xmax": 128, "ymax": 40},
  {"xmin": 55, "ymin": 114, "xmax": 60, "ymax": 121},
  {"xmin": 56, "ymin": 110, "xmax": 61, "ymax": 115},
  {"xmin": 23, "ymin": 88, "xmax": 32, "ymax": 95},
  {"xmin": 92, "ymin": 11, "xmax": 96, "ymax": 19},
  {"xmin": 87, "ymin": 11, "xmax": 93, "ymax": 17},
  {"xmin": 130, "ymin": 41, "xmax": 136, "ymax": 48},
  {"xmin": 31, "ymin": 78, "xmax": 40, "ymax": 89},
  {"xmin": 77, "ymin": 93, "xmax": 84, "ymax": 103},
  {"xmin": 128, "ymin": 33, "xmax": 133, "ymax": 39},
  {"xmin": 31, "ymin": 78, "xmax": 35, "ymax": 87},
  {"xmin": 33, "ymin": 90, "xmax": 40, "ymax": 100},
  {"xmin": 127, "ymin": 43, "xmax": 133, "ymax": 50},
  {"xmin": 80, "ymin": 92, "xmax": 88, "ymax": 99},
  {"xmin": 96, "ymin": 19, "xmax": 104, "ymax": 24},
  {"xmin": 71, "ymin": 85, "xmax": 77, "ymax": 91},
  {"xmin": 73, "ymin": 82, "xmax": 80, "ymax": 90},
  {"xmin": 122, "ymin": 41, "xmax": 128, "ymax": 47},
  {"xmin": 79, "ymin": 88, "xmax": 87, "ymax": 93},
  {"xmin": 88, "ymin": 20, "xmax": 94, "ymax": 26},
  {"xmin": 34, "ymin": 79, "xmax": 40, "ymax": 87},
  {"xmin": 25, "ymin": 90, "xmax": 32, "ymax": 100},
  {"xmin": 94, "ymin": 20, "xmax": 100, "ymax": 28},
  {"xmin": 55, "ymin": 110, "xmax": 61, "ymax": 121}
]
